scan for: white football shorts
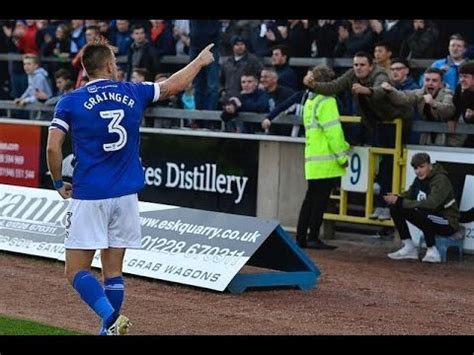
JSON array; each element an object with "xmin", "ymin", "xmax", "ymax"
[{"xmin": 65, "ymin": 193, "xmax": 141, "ymax": 249}]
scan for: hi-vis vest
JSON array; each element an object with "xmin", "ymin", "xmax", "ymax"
[{"xmin": 303, "ymin": 93, "xmax": 350, "ymax": 180}]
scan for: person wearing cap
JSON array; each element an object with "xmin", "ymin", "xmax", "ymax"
[
  {"xmin": 384, "ymin": 152, "xmax": 460, "ymax": 263},
  {"xmin": 389, "ymin": 57, "xmax": 418, "ymax": 90},
  {"xmin": 220, "ymin": 34, "xmax": 263, "ymax": 105},
  {"xmin": 389, "ymin": 57, "xmax": 421, "ymax": 144}
]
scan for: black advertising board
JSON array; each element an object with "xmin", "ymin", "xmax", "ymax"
[{"xmin": 139, "ymin": 133, "xmax": 258, "ymax": 216}]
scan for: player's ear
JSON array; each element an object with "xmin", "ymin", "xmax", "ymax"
[{"xmin": 106, "ymin": 59, "xmax": 114, "ymax": 74}]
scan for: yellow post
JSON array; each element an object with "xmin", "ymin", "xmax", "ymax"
[
  {"xmin": 323, "ymin": 117, "xmax": 407, "ymax": 227},
  {"xmin": 392, "ymin": 118, "xmax": 403, "ymax": 194}
]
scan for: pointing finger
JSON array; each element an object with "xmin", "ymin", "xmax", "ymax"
[{"xmin": 204, "ymin": 43, "xmax": 215, "ymax": 51}]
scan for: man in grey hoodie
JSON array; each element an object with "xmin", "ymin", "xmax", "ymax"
[{"xmin": 14, "ymin": 54, "xmax": 53, "ymax": 107}]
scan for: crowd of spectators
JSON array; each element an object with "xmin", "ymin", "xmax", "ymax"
[{"xmin": 0, "ymin": 19, "xmax": 473, "ymax": 144}]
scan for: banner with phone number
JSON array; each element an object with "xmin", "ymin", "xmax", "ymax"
[{"xmin": 0, "ymin": 124, "xmax": 41, "ymax": 187}]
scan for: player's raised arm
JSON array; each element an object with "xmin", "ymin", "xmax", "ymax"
[{"xmin": 158, "ymin": 43, "xmax": 215, "ymax": 100}]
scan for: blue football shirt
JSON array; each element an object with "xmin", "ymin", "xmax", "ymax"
[{"xmin": 50, "ymin": 79, "xmax": 160, "ymax": 199}]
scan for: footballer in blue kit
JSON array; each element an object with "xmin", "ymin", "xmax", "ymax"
[
  {"xmin": 47, "ymin": 38, "xmax": 215, "ymax": 335},
  {"xmin": 51, "ymin": 79, "xmax": 158, "ymax": 200}
]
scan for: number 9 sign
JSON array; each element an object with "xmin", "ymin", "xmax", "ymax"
[{"xmin": 341, "ymin": 147, "xmax": 369, "ymax": 192}]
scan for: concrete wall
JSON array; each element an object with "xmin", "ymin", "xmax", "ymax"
[{"xmin": 257, "ymin": 140, "xmax": 306, "ymax": 229}]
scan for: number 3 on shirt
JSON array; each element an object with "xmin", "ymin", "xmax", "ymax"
[{"xmin": 100, "ymin": 109, "xmax": 127, "ymax": 151}]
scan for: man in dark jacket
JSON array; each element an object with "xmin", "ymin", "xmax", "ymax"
[
  {"xmin": 384, "ymin": 153, "xmax": 460, "ymax": 263},
  {"xmin": 126, "ymin": 24, "xmax": 160, "ymax": 81},
  {"xmin": 221, "ymin": 71, "xmax": 270, "ymax": 133},
  {"xmin": 189, "ymin": 20, "xmax": 221, "ymax": 111},
  {"xmin": 449, "ymin": 60, "xmax": 474, "ymax": 148}
]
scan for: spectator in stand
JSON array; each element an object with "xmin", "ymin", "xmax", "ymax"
[
  {"xmin": 373, "ymin": 41, "xmax": 393, "ymax": 74},
  {"xmin": 52, "ymin": 24, "xmax": 72, "ymax": 60},
  {"xmin": 97, "ymin": 20, "xmax": 113, "ymax": 41},
  {"xmin": 221, "ymin": 71, "xmax": 270, "ymax": 133},
  {"xmin": 173, "ymin": 20, "xmax": 190, "ymax": 55},
  {"xmin": 85, "ymin": 19, "xmax": 99, "ymax": 27},
  {"xmin": 36, "ymin": 20, "xmax": 55, "ymax": 56},
  {"xmin": 271, "ymin": 44, "xmax": 298, "ymax": 90},
  {"xmin": 259, "ymin": 67, "xmax": 295, "ymax": 135},
  {"xmin": 37, "ymin": 68, "xmax": 75, "ymax": 119},
  {"xmin": 400, "ymin": 20, "xmax": 440, "ymax": 59},
  {"xmin": 220, "ymin": 35, "xmax": 263, "ymax": 106},
  {"xmin": 146, "ymin": 73, "xmax": 179, "ymax": 128},
  {"xmin": 248, "ymin": 20, "xmax": 286, "ymax": 58},
  {"xmin": 285, "ymin": 20, "xmax": 312, "ymax": 58},
  {"xmin": 17, "ymin": 20, "xmax": 39, "ymax": 55},
  {"xmin": 69, "ymin": 20, "xmax": 86, "ymax": 56},
  {"xmin": 389, "ymin": 57, "xmax": 421, "ymax": 144},
  {"xmin": 310, "ymin": 20, "xmax": 338, "ymax": 58},
  {"xmin": 40, "ymin": 22, "xmax": 71, "ymax": 75},
  {"xmin": 284, "ymin": 20, "xmax": 313, "ymax": 88},
  {"xmin": 111, "ymin": 20, "xmax": 132, "ymax": 57},
  {"xmin": 44, "ymin": 68, "xmax": 74, "ymax": 106},
  {"xmin": 389, "ymin": 58, "xmax": 419, "ymax": 91},
  {"xmin": 131, "ymin": 67, "xmax": 149, "ymax": 83},
  {"xmin": 260, "ymin": 67, "xmax": 295, "ymax": 110},
  {"xmin": 4, "ymin": 21, "xmax": 30, "ymax": 106},
  {"xmin": 430, "ymin": 33, "xmax": 469, "ymax": 91},
  {"xmin": 150, "ymin": 20, "xmax": 176, "ymax": 56},
  {"xmin": 369, "ymin": 19, "xmax": 411, "ymax": 57},
  {"xmin": 448, "ymin": 60, "xmax": 474, "ymax": 148},
  {"xmin": 367, "ymin": 57, "xmax": 421, "ymax": 221},
  {"xmin": 116, "ymin": 67, "xmax": 125, "ymax": 82},
  {"xmin": 232, "ymin": 20, "xmax": 261, "ymax": 45},
  {"xmin": 219, "ymin": 20, "xmax": 244, "ymax": 57},
  {"xmin": 177, "ymin": 82, "xmax": 195, "ymax": 111},
  {"xmin": 306, "ymin": 51, "xmax": 412, "ymax": 142},
  {"xmin": 382, "ymin": 67, "xmax": 456, "ymax": 146},
  {"xmin": 126, "ymin": 24, "xmax": 160, "ymax": 82},
  {"xmin": 261, "ymin": 68, "xmax": 315, "ymax": 137},
  {"xmin": 14, "ymin": 53, "xmax": 52, "ymax": 120},
  {"xmin": 153, "ymin": 73, "xmax": 178, "ymax": 109},
  {"xmin": 189, "ymin": 20, "xmax": 220, "ymax": 114},
  {"xmin": 333, "ymin": 19, "xmax": 374, "ymax": 58},
  {"xmin": 14, "ymin": 54, "xmax": 52, "ymax": 107},
  {"xmin": 72, "ymin": 25, "xmax": 101, "ymax": 88}
]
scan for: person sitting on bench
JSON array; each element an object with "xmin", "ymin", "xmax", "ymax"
[{"xmin": 384, "ymin": 152, "xmax": 460, "ymax": 263}]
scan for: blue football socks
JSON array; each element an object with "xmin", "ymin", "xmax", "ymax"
[
  {"xmin": 72, "ymin": 271, "xmax": 116, "ymax": 327},
  {"xmin": 104, "ymin": 276, "xmax": 124, "ymax": 319}
]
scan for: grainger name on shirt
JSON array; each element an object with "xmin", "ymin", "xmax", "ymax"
[{"xmin": 83, "ymin": 92, "xmax": 135, "ymax": 110}]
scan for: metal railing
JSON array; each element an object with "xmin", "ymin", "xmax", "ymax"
[{"xmin": 0, "ymin": 53, "xmax": 435, "ymax": 70}]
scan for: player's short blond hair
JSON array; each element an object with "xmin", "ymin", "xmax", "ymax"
[{"xmin": 81, "ymin": 37, "xmax": 114, "ymax": 77}]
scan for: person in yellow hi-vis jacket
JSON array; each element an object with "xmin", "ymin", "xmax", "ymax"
[{"xmin": 296, "ymin": 65, "xmax": 350, "ymax": 249}]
